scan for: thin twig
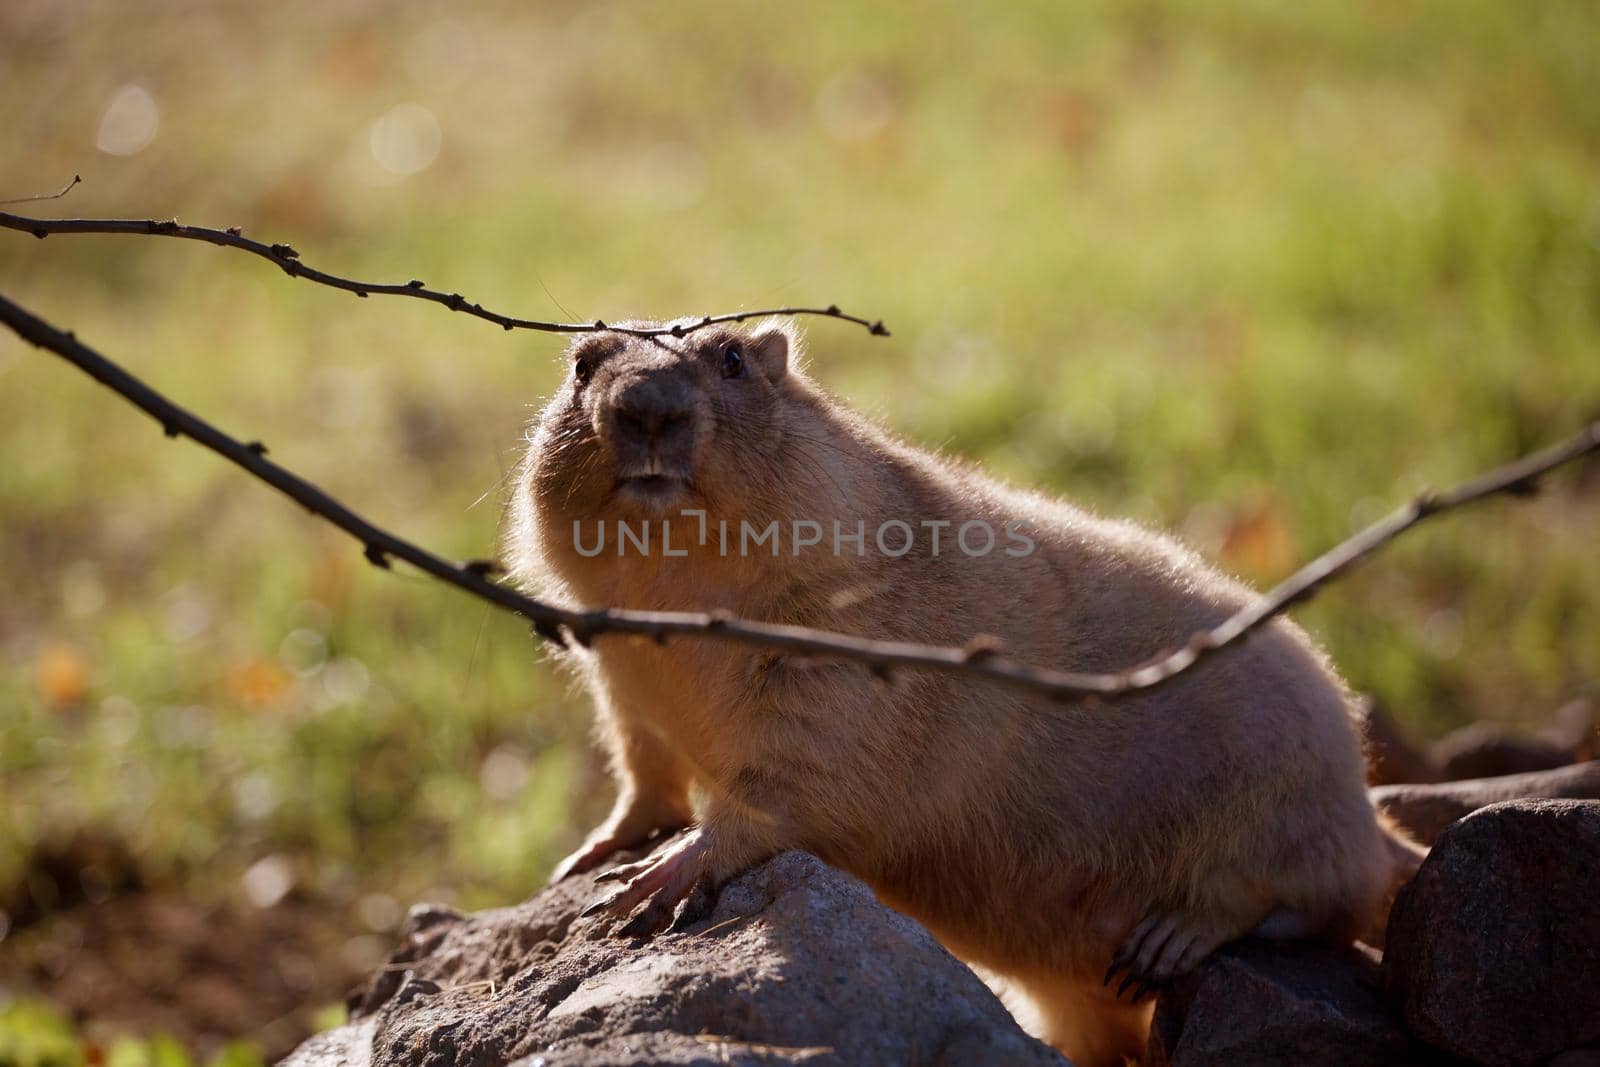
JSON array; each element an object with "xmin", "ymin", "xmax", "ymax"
[
  {"xmin": 0, "ymin": 290, "xmax": 1594, "ymax": 701},
  {"xmin": 0, "ymin": 174, "xmax": 81, "ymax": 207},
  {"xmin": 0, "ymin": 209, "xmax": 889, "ymax": 339}
]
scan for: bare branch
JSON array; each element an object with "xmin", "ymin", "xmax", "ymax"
[
  {"xmin": 0, "ymin": 210, "xmax": 890, "ymax": 339},
  {"xmin": 1113, "ymin": 426, "xmax": 1600, "ymax": 689},
  {"xmin": 0, "ymin": 174, "xmax": 81, "ymax": 207},
  {"xmin": 0, "ymin": 290, "xmax": 1593, "ymax": 703}
]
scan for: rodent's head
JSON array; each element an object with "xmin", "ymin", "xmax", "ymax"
[{"xmin": 528, "ymin": 320, "xmax": 797, "ymax": 519}]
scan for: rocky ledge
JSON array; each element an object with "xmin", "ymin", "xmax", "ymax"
[
  {"xmin": 287, "ymin": 770, "xmax": 1600, "ymax": 1067},
  {"xmin": 284, "ymin": 850, "xmax": 1065, "ymax": 1067}
]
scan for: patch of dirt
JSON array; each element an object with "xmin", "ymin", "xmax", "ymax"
[{"xmin": 0, "ymin": 837, "xmax": 383, "ymax": 1061}]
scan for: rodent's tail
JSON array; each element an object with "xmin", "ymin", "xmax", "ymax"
[
  {"xmin": 1362, "ymin": 811, "xmax": 1428, "ymax": 947},
  {"xmin": 1381, "ymin": 811, "xmax": 1428, "ymax": 878}
]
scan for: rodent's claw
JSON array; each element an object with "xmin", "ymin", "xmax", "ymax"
[
  {"xmin": 615, "ymin": 903, "xmax": 664, "ymax": 939},
  {"xmin": 1107, "ymin": 908, "xmax": 1232, "ymax": 1002},
  {"xmin": 615, "ymin": 879, "xmax": 707, "ymax": 939},
  {"xmin": 551, "ymin": 837, "xmax": 622, "ymax": 883},
  {"xmin": 593, "ymin": 853, "xmax": 658, "ymax": 885},
  {"xmin": 1102, "ymin": 953, "xmax": 1132, "ymax": 988},
  {"xmin": 579, "ymin": 827, "xmax": 713, "ymax": 938},
  {"xmin": 665, "ymin": 872, "xmax": 718, "ymax": 933},
  {"xmin": 578, "ymin": 893, "xmax": 620, "ymax": 919}
]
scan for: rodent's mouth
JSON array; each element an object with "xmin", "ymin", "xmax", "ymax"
[{"xmin": 614, "ymin": 473, "xmax": 695, "ymax": 509}]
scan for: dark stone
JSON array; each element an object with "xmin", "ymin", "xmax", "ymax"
[
  {"xmin": 1384, "ymin": 799, "xmax": 1600, "ymax": 1066},
  {"xmin": 1432, "ymin": 723, "xmax": 1579, "ymax": 782},
  {"xmin": 1371, "ymin": 763, "xmax": 1600, "ymax": 846},
  {"xmin": 1145, "ymin": 938, "xmax": 1424, "ymax": 1067}
]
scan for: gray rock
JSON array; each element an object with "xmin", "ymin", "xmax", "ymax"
[
  {"xmin": 1384, "ymin": 799, "xmax": 1600, "ymax": 1066},
  {"xmin": 1432, "ymin": 723, "xmax": 1579, "ymax": 782},
  {"xmin": 1145, "ymin": 938, "xmax": 1423, "ymax": 1067},
  {"xmin": 281, "ymin": 850, "xmax": 1067, "ymax": 1067},
  {"xmin": 1371, "ymin": 763, "xmax": 1600, "ymax": 846}
]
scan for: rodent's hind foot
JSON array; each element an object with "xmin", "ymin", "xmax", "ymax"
[
  {"xmin": 580, "ymin": 827, "xmax": 716, "ymax": 937},
  {"xmin": 1102, "ymin": 910, "xmax": 1231, "ymax": 1003}
]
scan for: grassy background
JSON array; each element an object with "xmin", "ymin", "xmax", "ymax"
[{"xmin": 2, "ymin": 0, "xmax": 1597, "ymax": 1056}]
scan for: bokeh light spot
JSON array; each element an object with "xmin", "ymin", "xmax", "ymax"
[
  {"xmin": 368, "ymin": 103, "xmax": 441, "ymax": 177},
  {"xmin": 96, "ymin": 84, "xmax": 160, "ymax": 156}
]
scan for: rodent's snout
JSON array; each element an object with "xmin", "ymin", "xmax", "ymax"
[
  {"xmin": 598, "ymin": 369, "xmax": 704, "ymax": 487},
  {"xmin": 612, "ymin": 379, "xmax": 693, "ymax": 446}
]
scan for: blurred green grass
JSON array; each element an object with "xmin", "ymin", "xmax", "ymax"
[
  {"xmin": 1, "ymin": 0, "xmax": 1598, "ymax": 1044},
  {"xmin": 0, "ymin": 997, "xmax": 267, "ymax": 1067}
]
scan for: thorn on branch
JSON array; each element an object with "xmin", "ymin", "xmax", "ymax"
[
  {"xmin": 962, "ymin": 634, "xmax": 1005, "ymax": 663},
  {"xmin": 407, "ymin": 280, "xmax": 425, "ymax": 289},
  {"xmin": 593, "ymin": 320, "xmax": 606, "ymax": 329},
  {"xmin": 705, "ymin": 609, "xmax": 733, "ymax": 629},
  {"xmin": 826, "ymin": 304, "xmax": 840, "ymax": 315},
  {"xmin": 153, "ymin": 219, "xmax": 179, "ymax": 233},
  {"xmin": 270, "ymin": 243, "xmax": 300, "ymax": 260},
  {"xmin": 462, "ymin": 558, "xmax": 503, "ymax": 577},
  {"xmin": 245, "ymin": 440, "xmax": 269, "ymax": 456},
  {"xmin": 532, "ymin": 620, "xmax": 569, "ymax": 648},
  {"xmin": 1413, "ymin": 491, "xmax": 1442, "ymax": 518},
  {"xmin": 31, "ymin": 229, "xmax": 47, "ymax": 239},
  {"xmin": 363, "ymin": 544, "xmax": 391, "ymax": 569},
  {"xmin": 448, "ymin": 294, "xmax": 466, "ymax": 310},
  {"xmin": 226, "ymin": 227, "xmax": 243, "ymax": 237},
  {"xmin": 0, "ymin": 174, "xmax": 81, "ymax": 207},
  {"xmin": 869, "ymin": 321, "xmax": 890, "ymax": 337},
  {"xmin": 161, "ymin": 419, "xmax": 179, "ymax": 438},
  {"xmin": 355, "ymin": 290, "xmax": 368, "ymax": 298}
]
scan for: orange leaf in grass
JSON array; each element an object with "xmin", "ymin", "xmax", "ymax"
[
  {"xmin": 227, "ymin": 657, "xmax": 294, "ymax": 709},
  {"xmin": 1218, "ymin": 495, "xmax": 1298, "ymax": 581},
  {"xmin": 36, "ymin": 641, "xmax": 90, "ymax": 709}
]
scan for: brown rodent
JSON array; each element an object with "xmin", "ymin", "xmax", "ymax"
[{"xmin": 505, "ymin": 320, "xmax": 1422, "ymax": 1067}]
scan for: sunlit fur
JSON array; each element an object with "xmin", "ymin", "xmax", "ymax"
[{"xmin": 505, "ymin": 320, "xmax": 1420, "ymax": 1066}]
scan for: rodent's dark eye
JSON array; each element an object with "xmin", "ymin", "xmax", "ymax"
[
  {"xmin": 573, "ymin": 357, "xmax": 594, "ymax": 386},
  {"xmin": 721, "ymin": 344, "xmax": 745, "ymax": 380}
]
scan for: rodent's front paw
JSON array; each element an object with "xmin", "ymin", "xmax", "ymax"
[
  {"xmin": 580, "ymin": 826, "xmax": 715, "ymax": 937},
  {"xmin": 550, "ymin": 808, "xmax": 688, "ymax": 884}
]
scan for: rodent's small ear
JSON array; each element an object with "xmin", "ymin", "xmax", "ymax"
[{"xmin": 750, "ymin": 319, "xmax": 798, "ymax": 380}]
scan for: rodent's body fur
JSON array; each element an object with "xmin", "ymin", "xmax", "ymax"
[{"xmin": 507, "ymin": 321, "xmax": 1417, "ymax": 1066}]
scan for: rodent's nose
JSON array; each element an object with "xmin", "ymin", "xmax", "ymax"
[
  {"xmin": 616, "ymin": 399, "xmax": 690, "ymax": 440},
  {"xmin": 610, "ymin": 379, "xmax": 694, "ymax": 445}
]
